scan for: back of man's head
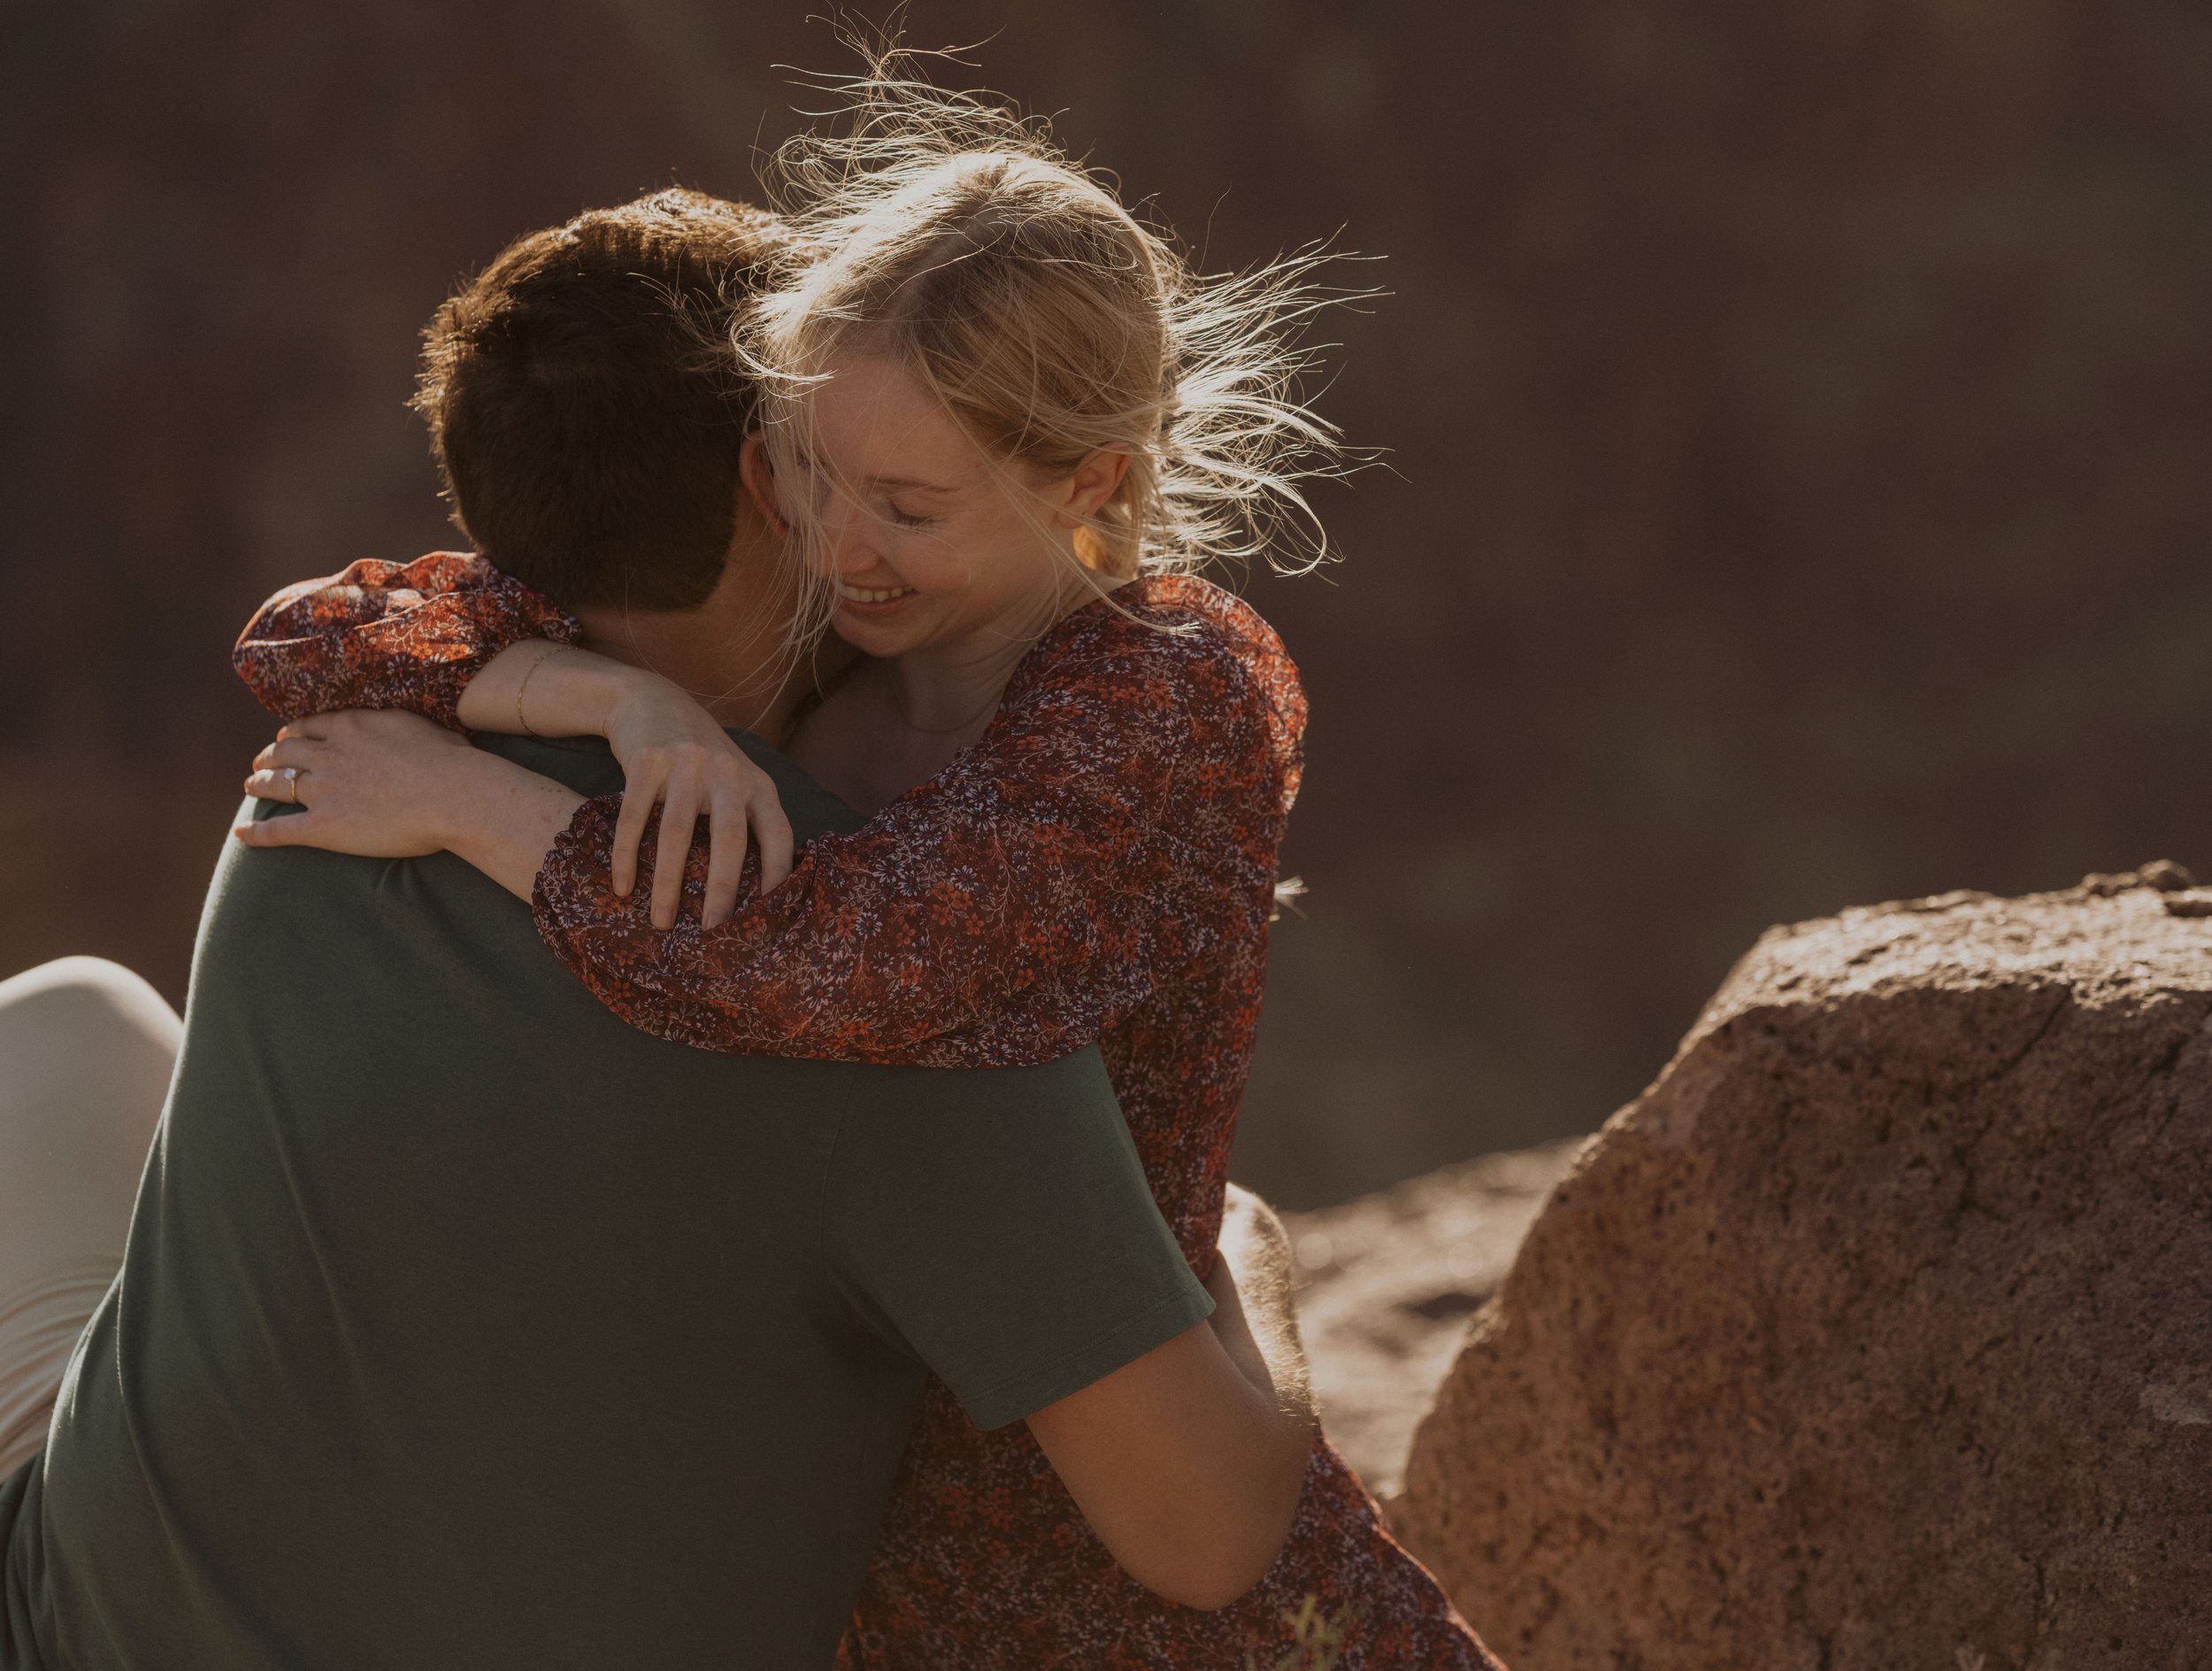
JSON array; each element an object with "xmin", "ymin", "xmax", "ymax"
[{"xmin": 413, "ymin": 189, "xmax": 795, "ymax": 612}]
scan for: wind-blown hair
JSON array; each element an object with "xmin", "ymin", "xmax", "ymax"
[{"xmin": 744, "ymin": 48, "xmax": 1360, "ymax": 645}]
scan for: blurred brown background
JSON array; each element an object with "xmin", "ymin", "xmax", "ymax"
[{"xmin": 3, "ymin": 1, "xmax": 2208, "ymax": 1208}]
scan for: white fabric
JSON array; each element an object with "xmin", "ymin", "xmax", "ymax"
[{"xmin": 0, "ymin": 959, "xmax": 178, "ymax": 1477}]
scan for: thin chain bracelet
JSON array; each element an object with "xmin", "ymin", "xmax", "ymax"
[{"xmin": 514, "ymin": 643, "xmax": 563, "ymax": 737}]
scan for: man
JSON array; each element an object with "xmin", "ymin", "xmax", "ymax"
[{"xmin": 0, "ymin": 190, "xmax": 1312, "ymax": 1668}]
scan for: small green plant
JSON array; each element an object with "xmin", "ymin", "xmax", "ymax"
[{"xmin": 1243, "ymin": 1592, "xmax": 1363, "ymax": 1671}]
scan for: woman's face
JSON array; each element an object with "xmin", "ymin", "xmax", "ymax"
[{"xmin": 775, "ymin": 350, "xmax": 1096, "ymax": 661}]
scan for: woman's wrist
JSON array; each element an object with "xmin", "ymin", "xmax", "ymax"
[
  {"xmin": 596, "ymin": 662, "xmax": 692, "ymax": 740},
  {"xmin": 456, "ymin": 643, "xmax": 657, "ymax": 739},
  {"xmin": 425, "ymin": 750, "xmax": 588, "ymax": 903},
  {"xmin": 549, "ymin": 651, "xmax": 667, "ymax": 738}
]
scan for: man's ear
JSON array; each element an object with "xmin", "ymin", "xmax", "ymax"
[{"xmin": 739, "ymin": 433, "xmax": 789, "ymax": 538}]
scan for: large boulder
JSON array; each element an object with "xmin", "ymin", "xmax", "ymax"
[{"xmin": 1396, "ymin": 866, "xmax": 2212, "ymax": 1670}]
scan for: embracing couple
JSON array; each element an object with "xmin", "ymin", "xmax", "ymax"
[{"xmin": 0, "ymin": 76, "xmax": 1500, "ymax": 1671}]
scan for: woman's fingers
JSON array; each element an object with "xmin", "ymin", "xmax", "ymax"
[
  {"xmin": 232, "ymin": 810, "xmax": 318, "ymax": 848},
  {"xmin": 610, "ymin": 774, "xmax": 658, "ymax": 898},
  {"xmin": 651, "ymin": 780, "xmax": 702, "ymax": 929},
  {"xmin": 702, "ymin": 789, "xmax": 752, "ymax": 931},
  {"xmin": 242, "ymin": 768, "xmax": 295, "ymax": 804},
  {"xmin": 611, "ymin": 749, "xmax": 793, "ymax": 928},
  {"xmin": 752, "ymin": 793, "xmax": 796, "ymax": 897},
  {"xmin": 251, "ymin": 735, "xmax": 325, "ymax": 774},
  {"xmin": 242, "ymin": 758, "xmax": 320, "ymax": 805}
]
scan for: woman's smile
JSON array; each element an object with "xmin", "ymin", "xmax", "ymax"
[{"xmin": 831, "ymin": 577, "xmax": 919, "ymax": 618}]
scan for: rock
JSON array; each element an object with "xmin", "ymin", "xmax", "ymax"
[
  {"xmin": 2082, "ymin": 859, "xmax": 2194, "ymax": 897},
  {"xmin": 1395, "ymin": 867, "xmax": 2212, "ymax": 1670},
  {"xmin": 1283, "ymin": 1140, "xmax": 1585, "ymax": 1498}
]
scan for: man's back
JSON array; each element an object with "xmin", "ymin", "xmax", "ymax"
[{"xmin": 2, "ymin": 735, "xmax": 1206, "ymax": 1669}]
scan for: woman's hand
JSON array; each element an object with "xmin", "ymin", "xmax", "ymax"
[
  {"xmin": 234, "ymin": 711, "xmax": 586, "ymax": 904},
  {"xmin": 598, "ymin": 674, "xmax": 795, "ymax": 930},
  {"xmin": 238, "ymin": 711, "xmax": 480, "ymax": 857},
  {"xmin": 457, "ymin": 642, "xmax": 795, "ymax": 928}
]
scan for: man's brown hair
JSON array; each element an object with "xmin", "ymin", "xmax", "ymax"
[{"xmin": 413, "ymin": 189, "xmax": 795, "ymax": 612}]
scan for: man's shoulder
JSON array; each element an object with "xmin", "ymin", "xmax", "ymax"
[
  {"xmin": 203, "ymin": 799, "xmax": 868, "ymax": 1106},
  {"xmin": 210, "ymin": 797, "xmax": 541, "ymax": 994}
]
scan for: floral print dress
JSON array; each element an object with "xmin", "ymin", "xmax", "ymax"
[{"xmin": 234, "ymin": 554, "xmax": 1502, "ymax": 1670}]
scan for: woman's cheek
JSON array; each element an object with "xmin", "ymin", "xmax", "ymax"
[{"xmin": 889, "ymin": 538, "xmax": 971, "ymax": 597}]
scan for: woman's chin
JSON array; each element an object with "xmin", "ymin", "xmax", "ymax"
[{"xmin": 831, "ymin": 595, "xmax": 926, "ymax": 649}]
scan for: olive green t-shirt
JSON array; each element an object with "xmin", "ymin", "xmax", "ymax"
[{"xmin": 0, "ymin": 733, "xmax": 1209, "ymax": 1671}]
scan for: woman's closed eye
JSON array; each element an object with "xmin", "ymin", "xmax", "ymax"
[{"xmin": 884, "ymin": 500, "xmax": 937, "ymax": 529}]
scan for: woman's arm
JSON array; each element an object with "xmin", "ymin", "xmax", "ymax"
[
  {"xmin": 236, "ymin": 560, "xmax": 796, "ymax": 897},
  {"xmin": 234, "ymin": 564, "xmax": 1304, "ymax": 1072},
  {"xmin": 528, "ymin": 585, "xmax": 1307, "ymax": 1067},
  {"xmin": 233, "ymin": 552, "xmax": 583, "ymax": 728},
  {"xmin": 234, "ymin": 711, "xmax": 586, "ymax": 896}
]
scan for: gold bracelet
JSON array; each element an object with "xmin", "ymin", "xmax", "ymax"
[{"xmin": 514, "ymin": 643, "xmax": 561, "ymax": 737}]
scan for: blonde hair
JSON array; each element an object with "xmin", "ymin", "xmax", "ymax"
[{"xmin": 743, "ymin": 45, "xmax": 1360, "ymax": 646}]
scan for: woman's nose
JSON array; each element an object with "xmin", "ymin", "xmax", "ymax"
[{"xmin": 814, "ymin": 498, "xmax": 877, "ymax": 576}]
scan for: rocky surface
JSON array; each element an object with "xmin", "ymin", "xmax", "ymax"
[
  {"xmin": 1395, "ymin": 865, "xmax": 2212, "ymax": 1671},
  {"xmin": 1282, "ymin": 1139, "xmax": 1585, "ymax": 1499}
]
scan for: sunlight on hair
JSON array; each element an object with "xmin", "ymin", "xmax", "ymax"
[{"xmin": 740, "ymin": 28, "xmax": 1373, "ymax": 653}]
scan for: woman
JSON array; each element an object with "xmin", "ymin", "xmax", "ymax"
[{"xmin": 233, "ymin": 69, "xmax": 1496, "ymax": 1670}]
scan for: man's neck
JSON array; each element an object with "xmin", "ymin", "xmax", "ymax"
[{"xmin": 572, "ymin": 544, "xmax": 807, "ymax": 743}]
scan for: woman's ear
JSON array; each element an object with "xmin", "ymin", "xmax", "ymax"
[
  {"xmin": 739, "ymin": 434, "xmax": 789, "ymax": 538},
  {"xmin": 1055, "ymin": 449, "xmax": 1133, "ymax": 527}
]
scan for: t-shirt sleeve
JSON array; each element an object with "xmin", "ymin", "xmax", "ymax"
[{"xmin": 822, "ymin": 1049, "xmax": 1213, "ymax": 1432}]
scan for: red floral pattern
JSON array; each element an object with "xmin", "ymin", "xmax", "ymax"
[
  {"xmin": 234, "ymin": 551, "xmax": 582, "ymax": 730},
  {"xmin": 234, "ymin": 561, "xmax": 1503, "ymax": 1669}
]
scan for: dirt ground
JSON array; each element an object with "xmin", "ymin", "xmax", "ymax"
[{"xmin": 1280, "ymin": 1138, "xmax": 1586, "ymax": 1500}]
